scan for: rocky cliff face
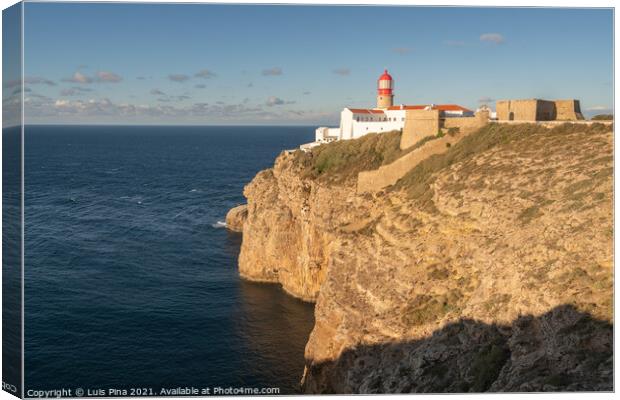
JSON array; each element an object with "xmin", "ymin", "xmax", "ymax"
[
  {"xmin": 233, "ymin": 124, "xmax": 613, "ymax": 392},
  {"xmin": 225, "ymin": 204, "xmax": 247, "ymax": 232},
  {"xmin": 236, "ymin": 152, "xmax": 354, "ymax": 301}
]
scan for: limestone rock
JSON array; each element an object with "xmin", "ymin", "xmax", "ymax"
[
  {"xmin": 225, "ymin": 204, "xmax": 248, "ymax": 232},
  {"xmin": 230, "ymin": 125, "xmax": 613, "ymax": 392}
]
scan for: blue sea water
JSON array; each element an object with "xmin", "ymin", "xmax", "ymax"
[{"xmin": 23, "ymin": 125, "xmax": 316, "ymax": 394}]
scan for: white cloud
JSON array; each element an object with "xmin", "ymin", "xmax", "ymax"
[
  {"xmin": 195, "ymin": 69, "xmax": 216, "ymax": 79},
  {"xmin": 586, "ymin": 105, "xmax": 611, "ymax": 111},
  {"xmin": 265, "ymin": 96, "xmax": 296, "ymax": 106},
  {"xmin": 480, "ymin": 33, "xmax": 505, "ymax": 44},
  {"xmin": 333, "ymin": 68, "xmax": 351, "ymax": 76},
  {"xmin": 168, "ymin": 74, "xmax": 190, "ymax": 82},
  {"xmin": 60, "ymin": 87, "xmax": 93, "ymax": 96},
  {"xmin": 63, "ymin": 71, "xmax": 93, "ymax": 84},
  {"xmin": 150, "ymin": 89, "xmax": 166, "ymax": 96},
  {"xmin": 54, "ymin": 99, "xmax": 71, "ymax": 108},
  {"xmin": 262, "ymin": 67, "xmax": 282, "ymax": 76},
  {"xmin": 24, "ymin": 94, "xmax": 337, "ymax": 124},
  {"xmin": 62, "ymin": 71, "xmax": 122, "ymax": 84},
  {"xmin": 96, "ymin": 71, "xmax": 122, "ymax": 82}
]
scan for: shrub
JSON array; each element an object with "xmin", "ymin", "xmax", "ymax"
[
  {"xmin": 297, "ymin": 129, "xmax": 447, "ymax": 183},
  {"xmin": 297, "ymin": 130, "xmax": 405, "ymax": 182},
  {"xmin": 591, "ymin": 114, "xmax": 613, "ymax": 121},
  {"xmin": 402, "ymin": 292, "xmax": 462, "ymax": 326},
  {"xmin": 447, "ymin": 127, "xmax": 460, "ymax": 136}
]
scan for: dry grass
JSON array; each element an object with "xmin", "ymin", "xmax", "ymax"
[
  {"xmin": 291, "ymin": 130, "xmax": 405, "ymax": 183},
  {"xmin": 291, "ymin": 129, "xmax": 446, "ymax": 183},
  {"xmin": 391, "ymin": 122, "xmax": 612, "ymax": 213},
  {"xmin": 591, "ymin": 114, "xmax": 613, "ymax": 121}
]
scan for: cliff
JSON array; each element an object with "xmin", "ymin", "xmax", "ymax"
[
  {"xmin": 225, "ymin": 204, "xmax": 247, "ymax": 232},
  {"xmin": 232, "ymin": 123, "xmax": 613, "ymax": 392}
]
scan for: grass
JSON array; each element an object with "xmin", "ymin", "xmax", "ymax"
[
  {"xmin": 447, "ymin": 127, "xmax": 460, "ymax": 136},
  {"xmin": 291, "ymin": 129, "xmax": 449, "ymax": 184},
  {"xmin": 402, "ymin": 291, "xmax": 463, "ymax": 326},
  {"xmin": 391, "ymin": 122, "xmax": 612, "ymax": 213},
  {"xmin": 292, "ymin": 130, "xmax": 406, "ymax": 183},
  {"xmin": 482, "ymin": 293, "xmax": 512, "ymax": 313}
]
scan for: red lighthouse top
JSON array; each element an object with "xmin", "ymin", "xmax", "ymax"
[{"xmin": 377, "ymin": 69, "xmax": 394, "ymax": 95}]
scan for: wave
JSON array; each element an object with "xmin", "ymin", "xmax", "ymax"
[{"xmin": 212, "ymin": 220, "xmax": 227, "ymax": 229}]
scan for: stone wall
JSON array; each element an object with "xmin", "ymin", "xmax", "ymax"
[
  {"xmin": 399, "ymin": 109, "xmax": 440, "ymax": 150},
  {"xmin": 358, "ymin": 126, "xmax": 479, "ymax": 194},
  {"xmin": 497, "ymin": 99, "xmax": 584, "ymax": 121},
  {"xmin": 442, "ymin": 110, "xmax": 490, "ymax": 133},
  {"xmin": 555, "ymin": 99, "xmax": 585, "ymax": 120},
  {"xmin": 536, "ymin": 100, "xmax": 556, "ymax": 120},
  {"xmin": 497, "ymin": 99, "xmax": 540, "ymax": 121},
  {"xmin": 358, "ymin": 110, "xmax": 492, "ymax": 194},
  {"xmin": 401, "ymin": 110, "xmax": 490, "ymax": 151}
]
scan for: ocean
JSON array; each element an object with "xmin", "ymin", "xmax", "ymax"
[{"xmin": 22, "ymin": 125, "xmax": 316, "ymax": 394}]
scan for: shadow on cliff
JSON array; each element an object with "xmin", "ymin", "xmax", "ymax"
[{"xmin": 302, "ymin": 304, "xmax": 613, "ymax": 394}]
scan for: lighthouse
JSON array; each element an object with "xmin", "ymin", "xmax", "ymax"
[{"xmin": 376, "ymin": 69, "xmax": 394, "ymax": 109}]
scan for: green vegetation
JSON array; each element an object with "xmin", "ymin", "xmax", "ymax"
[
  {"xmin": 482, "ymin": 293, "xmax": 512, "ymax": 313},
  {"xmin": 292, "ymin": 130, "xmax": 406, "ymax": 183},
  {"xmin": 591, "ymin": 114, "xmax": 613, "ymax": 121},
  {"xmin": 402, "ymin": 291, "xmax": 463, "ymax": 326},
  {"xmin": 292, "ymin": 129, "xmax": 446, "ymax": 183},
  {"xmin": 561, "ymin": 165, "xmax": 612, "ymax": 213},
  {"xmin": 447, "ymin": 127, "xmax": 460, "ymax": 136},
  {"xmin": 291, "ymin": 121, "xmax": 611, "ymax": 197}
]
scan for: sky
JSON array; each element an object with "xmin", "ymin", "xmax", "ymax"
[{"xmin": 4, "ymin": 2, "xmax": 614, "ymax": 125}]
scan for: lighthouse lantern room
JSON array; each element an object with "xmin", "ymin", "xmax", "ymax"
[{"xmin": 376, "ymin": 69, "xmax": 394, "ymax": 109}]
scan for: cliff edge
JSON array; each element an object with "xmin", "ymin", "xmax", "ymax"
[{"xmin": 232, "ymin": 124, "xmax": 613, "ymax": 392}]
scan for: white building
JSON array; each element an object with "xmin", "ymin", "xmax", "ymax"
[
  {"xmin": 301, "ymin": 70, "xmax": 474, "ymax": 151},
  {"xmin": 305, "ymin": 104, "xmax": 473, "ymax": 150}
]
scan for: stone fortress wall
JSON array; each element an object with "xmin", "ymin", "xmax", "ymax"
[
  {"xmin": 358, "ymin": 98, "xmax": 589, "ymax": 194},
  {"xmin": 358, "ymin": 109, "xmax": 489, "ymax": 193},
  {"xmin": 496, "ymin": 99, "xmax": 584, "ymax": 121}
]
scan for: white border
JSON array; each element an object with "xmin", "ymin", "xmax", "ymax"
[{"xmin": 0, "ymin": 2, "xmax": 616, "ymax": 400}]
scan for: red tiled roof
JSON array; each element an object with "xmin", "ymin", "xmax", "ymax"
[
  {"xmin": 387, "ymin": 104, "xmax": 473, "ymax": 112},
  {"xmin": 435, "ymin": 104, "xmax": 473, "ymax": 112},
  {"xmin": 347, "ymin": 108, "xmax": 385, "ymax": 114}
]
